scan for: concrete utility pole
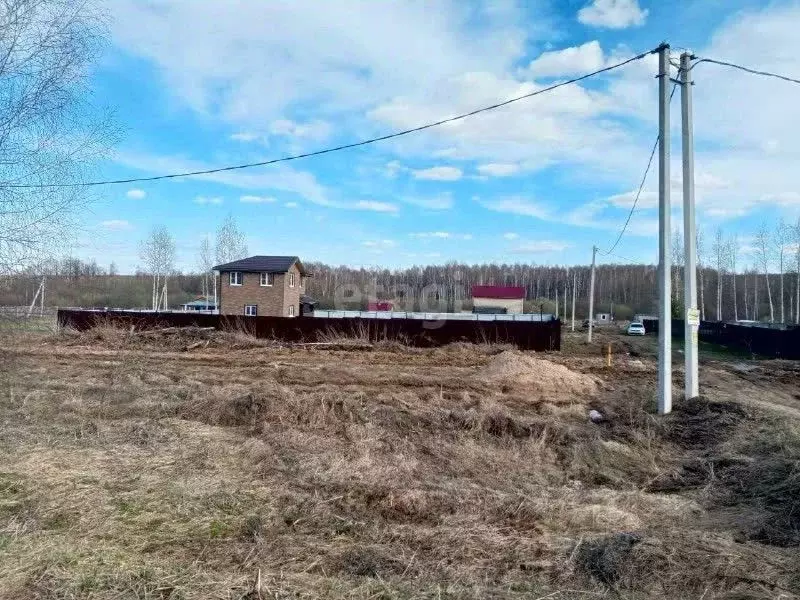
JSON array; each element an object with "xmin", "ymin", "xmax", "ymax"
[
  {"xmin": 588, "ymin": 245, "xmax": 597, "ymax": 343},
  {"xmin": 681, "ymin": 51, "xmax": 699, "ymax": 400},
  {"xmin": 213, "ymin": 271, "xmax": 218, "ymax": 314},
  {"xmin": 657, "ymin": 43, "xmax": 672, "ymax": 415},
  {"xmin": 571, "ymin": 271, "xmax": 577, "ymax": 331}
]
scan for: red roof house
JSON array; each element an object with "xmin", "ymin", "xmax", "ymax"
[
  {"xmin": 471, "ymin": 285, "xmax": 525, "ymax": 315},
  {"xmin": 367, "ymin": 301, "xmax": 394, "ymax": 311}
]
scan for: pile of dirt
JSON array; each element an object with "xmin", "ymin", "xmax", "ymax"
[{"xmin": 479, "ymin": 351, "xmax": 599, "ymax": 398}]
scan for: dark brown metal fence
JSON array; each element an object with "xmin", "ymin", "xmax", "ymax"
[
  {"xmin": 642, "ymin": 318, "xmax": 800, "ymax": 359},
  {"xmin": 57, "ymin": 309, "xmax": 561, "ymax": 351}
]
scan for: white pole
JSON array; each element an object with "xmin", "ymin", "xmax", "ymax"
[
  {"xmin": 588, "ymin": 245, "xmax": 597, "ymax": 343},
  {"xmin": 658, "ymin": 44, "xmax": 673, "ymax": 415},
  {"xmin": 681, "ymin": 51, "xmax": 699, "ymax": 400},
  {"xmin": 571, "ymin": 271, "xmax": 576, "ymax": 331},
  {"xmin": 27, "ymin": 279, "xmax": 42, "ymax": 317},
  {"xmin": 213, "ymin": 270, "xmax": 218, "ymax": 314}
]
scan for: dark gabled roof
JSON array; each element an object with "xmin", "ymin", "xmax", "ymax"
[{"xmin": 213, "ymin": 255, "xmax": 306, "ymax": 274}]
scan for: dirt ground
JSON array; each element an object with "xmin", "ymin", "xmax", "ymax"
[{"xmin": 0, "ymin": 324, "xmax": 799, "ymax": 599}]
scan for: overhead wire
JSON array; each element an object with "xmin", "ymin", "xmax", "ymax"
[
  {"xmin": 596, "ymin": 54, "xmax": 800, "ymax": 258},
  {"xmin": 5, "ymin": 48, "xmax": 659, "ymax": 189},
  {"xmin": 602, "ymin": 252, "xmax": 653, "ymax": 266},
  {"xmin": 692, "ymin": 57, "xmax": 800, "ymax": 86},
  {"xmin": 597, "ymin": 80, "xmax": 679, "ymax": 256}
]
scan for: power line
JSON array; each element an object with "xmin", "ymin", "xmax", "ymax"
[
  {"xmin": 598, "ymin": 82, "xmax": 678, "ymax": 256},
  {"xmin": 602, "ymin": 252, "xmax": 652, "ymax": 265},
  {"xmin": 6, "ymin": 48, "xmax": 658, "ymax": 189},
  {"xmin": 693, "ymin": 56, "xmax": 800, "ymax": 86}
]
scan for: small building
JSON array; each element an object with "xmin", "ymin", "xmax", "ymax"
[
  {"xmin": 472, "ymin": 285, "xmax": 525, "ymax": 315},
  {"xmin": 180, "ymin": 296, "xmax": 216, "ymax": 312},
  {"xmin": 213, "ymin": 255, "xmax": 308, "ymax": 317},
  {"xmin": 300, "ymin": 294, "xmax": 317, "ymax": 316},
  {"xmin": 595, "ymin": 312, "xmax": 613, "ymax": 323}
]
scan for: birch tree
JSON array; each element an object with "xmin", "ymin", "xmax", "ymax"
[
  {"xmin": 775, "ymin": 220, "xmax": 788, "ymax": 323},
  {"xmin": 671, "ymin": 227, "xmax": 684, "ymax": 310},
  {"xmin": 728, "ymin": 234, "xmax": 738, "ymax": 321},
  {"xmin": 139, "ymin": 226, "xmax": 175, "ymax": 310},
  {"xmin": 794, "ymin": 216, "xmax": 800, "ymax": 324},
  {"xmin": 215, "ymin": 215, "xmax": 248, "ymax": 264},
  {"xmin": 197, "ymin": 235, "xmax": 213, "ymax": 301},
  {"xmin": 755, "ymin": 224, "xmax": 774, "ymax": 322},
  {"xmin": 697, "ymin": 229, "xmax": 706, "ymax": 320},
  {"xmin": 713, "ymin": 228, "xmax": 725, "ymax": 320},
  {"xmin": 0, "ymin": 0, "xmax": 114, "ymax": 273}
]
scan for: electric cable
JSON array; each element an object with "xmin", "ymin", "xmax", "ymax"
[{"xmin": 5, "ymin": 48, "xmax": 659, "ymax": 189}]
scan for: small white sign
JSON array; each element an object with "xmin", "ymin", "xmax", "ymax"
[{"xmin": 687, "ymin": 308, "xmax": 700, "ymax": 326}]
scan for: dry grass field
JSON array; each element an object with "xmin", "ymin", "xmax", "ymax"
[{"xmin": 0, "ymin": 324, "xmax": 799, "ymax": 599}]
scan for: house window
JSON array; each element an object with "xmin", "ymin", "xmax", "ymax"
[
  {"xmin": 229, "ymin": 272, "xmax": 242, "ymax": 286},
  {"xmin": 288, "ymin": 305, "xmax": 295, "ymax": 317},
  {"xmin": 260, "ymin": 272, "xmax": 273, "ymax": 286},
  {"xmin": 244, "ymin": 304, "xmax": 257, "ymax": 316},
  {"xmin": 289, "ymin": 272, "xmax": 295, "ymax": 287}
]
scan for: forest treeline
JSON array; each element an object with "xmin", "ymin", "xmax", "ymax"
[{"xmin": 4, "ymin": 256, "xmax": 799, "ymax": 324}]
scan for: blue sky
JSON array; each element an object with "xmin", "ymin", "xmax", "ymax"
[{"xmin": 75, "ymin": 0, "xmax": 800, "ymax": 273}]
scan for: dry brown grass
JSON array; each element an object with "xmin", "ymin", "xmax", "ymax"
[{"xmin": 0, "ymin": 326, "xmax": 798, "ymax": 598}]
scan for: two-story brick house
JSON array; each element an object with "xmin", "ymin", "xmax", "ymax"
[{"xmin": 213, "ymin": 256, "xmax": 308, "ymax": 317}]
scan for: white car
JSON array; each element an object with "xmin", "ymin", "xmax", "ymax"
[{"xmin": 627, "ymin": 322, "xmax": 646, "ymax": 336}]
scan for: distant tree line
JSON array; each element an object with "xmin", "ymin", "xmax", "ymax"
[{"xmin": 3, "ymin": 217, "xmax": 798, "ymax": 325}]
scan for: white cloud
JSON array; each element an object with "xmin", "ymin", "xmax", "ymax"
[
  {"xmin": 269, "ymin": 119, "xmax": 331, "ymax": 141},
  {"xmin": 109, "ymin": 1, "xmax": 531, "ymax": 130},
  {"xmin": 285, "ymin": 201, "xmax": 299, "ymax": 208},
  {"xmin": 403, "ymin": 193, "xmax": 453, "ymax": 210},
  {"xmin": 101, "ymin": 219, "xmax": 133, "ymax": 231},
  {"xmin": 409, "ymin": 231, "xmax": 471, "ymax": 240},
  {"xmin": 761, "ymin": 192, "xmax": 800, "ymax": 207},
  {"xmin": 527, "ymin": 41, "xmax": 605, "ymax": 77},
  {"xmin": 412, "ymin": 166, "xmax": 463, "ymax": 181},
  {"xmin": 194, "ymin": 195, "xmax": 223, "ymax": 205},
  {"xmin": 115, "ymin": 151, "xmax": 331, "ymax": 206},
  {"xmin": 126, "ymin": 188, "xmax": 146, "ymax": 200},
  {"xmin": 477, "ymin": 163, "xmax": 520, "ymax": 177},
  {"xmin": 481, "ymin": 196, "xmax": 550, "ymax": 219},
  {"xmin": 353, "ymin": 200, "xmax": 399, "ymax": 213},
  {"xmin": 577, "ymin": 0, "xmax": 648, "ymax": 29},
  {"xmin": 368, "ymin": 67, "xmax": 644, "ymax": 181},
  {"xmin": 503, "ymin": 232, "xmax": 519, "ymax": 240},
  {"xmin": 385, "ymin": 160, "xmax": 404, "ymax": 179},
  {"xmin": 362, "ymin": 239, "xmax": 396, "ymax": 248},
  {"xmin": 704, "ymin": 206, "xmax": 750, "ymax": 219},
  {"xmin": 230, "ymin": 131, "xmax": 259, "ymax": 142},
  {"xmin": 482, "ymin": 194, "xmax": 659, "ymax": 238},
  {"xmin": 607, "ymin": 190, "xmax": 658, "ymax": 210},
  {"xmin": 512, "ymin": 240, "xmax": 571, "ymax": 253},
  {"xmin": 240, "ymin": 194, "xmax": 276, "ymax": 203}
]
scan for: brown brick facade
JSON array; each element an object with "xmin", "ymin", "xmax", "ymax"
[{"xmin": 218, "ymin": 263, "xmax": 305, "ymax": 317}]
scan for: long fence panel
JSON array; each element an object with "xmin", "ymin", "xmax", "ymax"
[
  {"xmin": 641, "ymin": 318, "xmax": 800, "ymax": 359},
  {"xmin": 57, "ymin": 310, "xmax": 561, "ymax": 351}
]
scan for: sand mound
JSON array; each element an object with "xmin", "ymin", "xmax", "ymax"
[{"xmin": 479, "ymin": 351, "xmax": 598, "ymax": 398}]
